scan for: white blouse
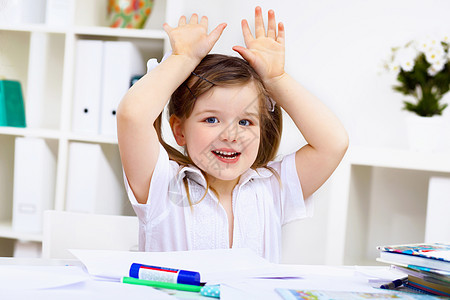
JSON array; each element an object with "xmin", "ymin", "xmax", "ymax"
[{"xmin": 125, "ymin": 144, "xmax": 313, "ymax": 263}]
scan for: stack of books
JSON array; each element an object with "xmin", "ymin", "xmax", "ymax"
[{"xmin": 376, "ymin": 242, "xmax": 450, "ymax": 297}]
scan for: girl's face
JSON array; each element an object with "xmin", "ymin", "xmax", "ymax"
[{"xmin": 175, "ymin": 83, "xmax": 261, "ymax": 186}]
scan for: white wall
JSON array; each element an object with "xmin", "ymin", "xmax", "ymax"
[{"xmin": 175, "ymin": 0, "xmax": 450, "ymax": 263}]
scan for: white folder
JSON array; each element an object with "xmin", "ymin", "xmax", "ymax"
[
  {"xmin": 100, "ymin": 41, "xmax": 144, "ymax": 137},
  {"xmin": 12, "ymin": 137, "xmax": 56, "ymax": 233},
  {"xmin": 65, "ymin": 142, "xmax": 127, "ymax": 215},
  {"xmin": 0, "ymin": 0, "xmax": 46, "ymax": 25},
  {"xmin": 72, "ymin": 40, "xmax": 104, "ymax": 135},
  {"xmin": 26, "ymin": 32, "xmax": 48, "ymax": 128},
  {"xmin": 425, "ymin": 176, "xmax": 450, "ymax": 243},
  {"xmin": 45, "ymin": 0, "xmax": 70, "ymax": 26}
]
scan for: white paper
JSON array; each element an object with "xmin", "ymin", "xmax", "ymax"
[
  {"xmin": 70, "ymin": 248, "xmax": 284, "ymax": 283},
  {"xmin": 220, "ymin": 266, "xmax": 394, "ymax": 300},
  {"xmin": 0, "ymin": 273, "xmax": 173, "ymax": 300},
  {"xmin": 68, "ymin": 250, "xmax": 397, "ymax": 299},
  {"xmin": 0, "ymin": 266, "xmax": 88, "ymax": 290}
]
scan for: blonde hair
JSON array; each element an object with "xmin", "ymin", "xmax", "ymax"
[{"xmin": 154, "ymin": 54, "xmax": 283, "ymax": 204}]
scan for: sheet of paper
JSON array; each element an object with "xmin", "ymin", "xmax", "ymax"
[
  {"xmin": 70, "ymin": 248, "xmax": 285, "ymax": 283},
  {"xmin": 221, "ymin": 275, "xmax": 380, "ymax": 299},
  {"xmin": 354, "ymin": 265, "xmax": 406, "ymax": 280},
  {"xmin": 0, "ymin": 265, "xmax": 88, "ymax": 290},
  {"xmin": 0, "ymin": 277, "xmax": 174, "ymax": 300},
  {"xmin": 219, "ymin": 265, "xmax": 396, "ymax": 300}
]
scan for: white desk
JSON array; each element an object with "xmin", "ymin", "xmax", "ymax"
[
  {"xmin": 0, "ymin": 256, "xmax": 414, "ymax": 300},
  {"xmin": 0, "ymin": 257, "xmax": 176, "ymax": 299}
]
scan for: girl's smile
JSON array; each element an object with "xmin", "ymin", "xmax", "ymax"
[{"xmin": 211, "ymin": 148, "xmax": 242, "ymax": 163}]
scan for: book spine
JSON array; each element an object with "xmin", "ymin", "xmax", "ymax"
[
  {"xmin": 406, "ymin": 274, "xmax": 450, "ymax": 297},
  {"xmin": 405, "ymin": 281, "xmax": 450, "ymax": 297}
]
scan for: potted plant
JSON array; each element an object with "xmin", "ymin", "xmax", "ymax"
[{"xmin": 385, "ymin": 35, "xmax": 450, "ymax": 151}]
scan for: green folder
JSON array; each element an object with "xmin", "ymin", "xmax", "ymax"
[{"xmin": 0, "ymin": 80, "xmax": 26, "ymax": 127}]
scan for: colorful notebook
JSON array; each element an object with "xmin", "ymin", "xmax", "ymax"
[
  {"xmin": 392, "ymin": 265, "xmax": 450, "ymax": 285},
  {"xmin": 376, "ymin": 243, "xmax": 450, "ymax": 272}
]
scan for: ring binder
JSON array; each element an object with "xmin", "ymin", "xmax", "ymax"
[{"xmin": 0, "ymin": 80, "xmax": 26, "ymax": 128}]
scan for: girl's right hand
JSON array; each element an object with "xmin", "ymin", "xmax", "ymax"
[{"xmin": 163, "ymin": 14, "xmax": 227, "ymax": 64}]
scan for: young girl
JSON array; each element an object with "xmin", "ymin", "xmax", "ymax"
[{"xmin": 117, "ymin": 7, "xmax": 348, "ymax": 263}]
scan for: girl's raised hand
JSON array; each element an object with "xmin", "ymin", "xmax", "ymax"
[
  {"xmin": 164, "ymin": 14, "xmax": 227, "ymax": 64},
  {"xmin": 233, "ymin": 7, "xmax": 285, "ymax": 83}
]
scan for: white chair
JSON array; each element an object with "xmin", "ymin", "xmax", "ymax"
[{"xmin": 42, "ymin": 210, "xmax": 139, "ymax": 259}]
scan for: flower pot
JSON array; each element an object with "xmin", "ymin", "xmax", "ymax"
[
  {"xmin": 405, "ymin": 114, "xmax": 447, "ymax": 152},
  {"xmin": 108, "ymin": 0, "xmax": 154, "ymax": 29}
]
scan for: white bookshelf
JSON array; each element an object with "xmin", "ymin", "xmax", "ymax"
[
  {"xmin": 0, "ymin": 0, "xmax": 182, "ymax": 255},
  {"xmin": 326, "ymin": 145, "xmax": 450, "ymax": 266}
]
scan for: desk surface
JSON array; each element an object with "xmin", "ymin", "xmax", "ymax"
[{"xmin": 0, "ymin": 257, "xmax": 422, "ymax": 300}]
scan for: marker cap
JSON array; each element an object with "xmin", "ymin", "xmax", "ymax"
[
  {"xmin": 177, "ymin": 270, "xmax": 200, "ymax": 285},
  {"xmin": 129, "ymin": 263, "xmax": 142, "ymax": 278}
]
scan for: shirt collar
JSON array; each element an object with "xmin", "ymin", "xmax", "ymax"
[
  {"xmin": 178, "ymin": 165, "xmax": 207, "ymax": 188},
  {"xmin": 177, "ymin": 164, "xmax": 274, "ymax": 190}
]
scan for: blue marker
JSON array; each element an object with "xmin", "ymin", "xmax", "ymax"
[{"xmin": 129, "ymin": 263, "xmax": 201, "ymax": 286}]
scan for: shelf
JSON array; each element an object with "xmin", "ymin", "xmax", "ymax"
[
  {"xmin": 0, "ymin": 24, "xmax": 166, "ymax": 39},
  {"xmin": 0, "ymin": 221, "xmax": 42, "ymax": 242},
  {"xmin": 74, "ymin": 26, "xmax": 166, "ymax": 39},
  {"xmin": 348, "ymin": 146, "xmax": 450, "ymax": 173},
  {"xmin": 0, "ymin": 128, "xmax": 119, "ymax": 145},
  {"xmin": 0, "ymin": 23, "xmax": 66, "ymax": 34},
  {"xmin": 68, "ymin": 133, "xmax": 118, "ymax": 145},
  {"xmin": 0, "ymin": 127, "xmax": 60, "ymax": 140}
]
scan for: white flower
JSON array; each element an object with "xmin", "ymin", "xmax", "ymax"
[
  {"xmin": 388, "ymin": 61, "xmax": 401, "ymax": 74},
  {"xmin": 396, "ymin": 46, "xmax": 417, "ymax": 72},
  {"xmin": 416, "ymin": 38, "xmax": 433, "ymax": 53},
  {"xmin": 429, "ymin": 36, "xmax": 441, "ymax": 48},
  {"xmin": 427, "ymin": 59, "xmax": 446, "ymax": 76},
  {"xmin": 425, "ymin": 44, "xmax": 446, "ymax": 64},
  {"xmin": 416, "ymin": 35, "xmax": 443, "ymax": 52}
]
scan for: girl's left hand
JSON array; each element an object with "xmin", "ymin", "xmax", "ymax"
[{"xmin": 233, "ymin": 7, "xmax": 285, "ymax": 83}]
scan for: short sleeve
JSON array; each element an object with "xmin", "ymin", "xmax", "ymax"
[
  {"xmin": 269, "ymin": 152, "xmax": 314, "ymax": 225},
  {"xmin": 123, "ymin": 144, "xmax": 178, "ymax": 224}
]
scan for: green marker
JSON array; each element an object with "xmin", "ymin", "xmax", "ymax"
[{"xmin": 121, "ymin": 276, "xmax": 202, "ymax": 292}]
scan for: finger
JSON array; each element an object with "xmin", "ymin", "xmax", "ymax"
[
  {"xmin": 178, "ymin": 15, "xmax": 186, "ymax": 26},
  {"xmin": 189, "ymin": 13, "xmax": 198, "ymax": 24},
  {"xmin": 267, "ymin": 9, "xmax": 277, "ymax": 39},
  {"xmin": 232, "ymin": 46, "xmax": 256, "ymax": 66},
  {"xmin": 254, "ymin": 6, "xmax": 266, "ymax": 38},
  {"xmin": 241, "ymin": 19, "xmax": 254, "ymax": 46},
  {"xmin": 163, "ymin": 23, "xmax": 172, "ymax": 34},
  {"xmin": 207, "ymin": 23, "xmax": 227, "ymax": 48},
  {"xmin": 276, "ymin": 22, "xmax": 285, "ymax": 45},
  {"xmin": 200, "ymin": 16, "xmax": 208, "ymax": 28}
]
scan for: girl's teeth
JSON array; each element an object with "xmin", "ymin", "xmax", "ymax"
[
  {"xmin": 213, "ymin": 150, "xmax": 239, "ymax": 159},
  {"xmin": 219, "ymin": 151, "xmax": 234, "ymax": 155}
]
